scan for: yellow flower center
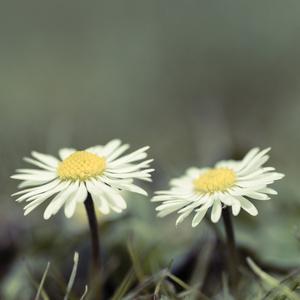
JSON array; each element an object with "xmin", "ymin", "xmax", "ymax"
[
  {"xmin": 57, "ymin": 151, "xmax": 106, "ymax": 182},
  {"xmin": 193, "ymin": 168, "xmax": 236, "ymax": 194}
]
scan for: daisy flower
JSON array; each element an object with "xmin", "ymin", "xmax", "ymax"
[
  {"xmin": 12, "ymin": 139, "xmax": 154, "ymax": 219},
  {"xmin": 152, "ymin": 147, "xmax": 284, "ymax": 227}
]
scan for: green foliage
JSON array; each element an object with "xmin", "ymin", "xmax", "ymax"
[{"xmin": 3, "ymin": 217, "xmax": 300, "ymax": 300}]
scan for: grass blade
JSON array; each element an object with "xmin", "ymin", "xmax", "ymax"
[
  {"xmin": 35, "ymin": 262, "xmax": 50, "ymax": 300},
  {"xmin": 247, "ymin": 257, "xmax": 300, "ymax": 300},
  {"xmin": 64, "ymin": 252, "xmax": 79, "ymax": 300},
  {"xmin": 80, "ymin": 285, "xmax": 88, "ymax": 300},
  {"xmin": 23, "ymin": 258, "xmax": 50, "ymax": 300}
]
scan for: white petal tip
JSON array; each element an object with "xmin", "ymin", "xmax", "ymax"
[
  {"xmin": 232, "ymin": 207, "xmax": 240, "ymax": 216},
  {"xmin": 211, "ymin": 217, "xmax": 220, "ymax": 223},
  {"xmin": 43, "ymin": 213, "xmax": 51, "ymax": 220}
]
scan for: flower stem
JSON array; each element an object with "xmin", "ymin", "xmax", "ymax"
[
  {"xmin": 222, "ymin": 206, "xmax": 238, "ymax": 294},
  {"xmin": 84, "ymin": 193, "xmax": 101, "ymax": 285}
]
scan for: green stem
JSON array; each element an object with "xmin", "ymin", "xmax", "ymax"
[
  {"xmin": 84, "ymin": 193, "xmax": 101, "ymax": 285},
  {"xmin": 222, "ymin": 206, "xmax": 238, "ymax": 294}
]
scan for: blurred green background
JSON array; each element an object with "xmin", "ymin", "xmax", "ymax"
[{"xmin": 1, "ymin": 1, "xmax": 300, "ymax": 298}]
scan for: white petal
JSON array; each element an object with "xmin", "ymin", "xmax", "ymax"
[
  {"xmin": 219, "ymin": 193, "xmax": 234, "ymax": 206},
  {"xmin": 109, "ymin": 146, "xmax": 149, "ymax": 166},
  {"xmin": 232, "ymin": 200, "xmax": 241, "ymax": 216},
  {"xmin": 105, "ymin": 170, "xmax": 153, "ymax": 180},
  {"xmin": 107, "ymin": 159, "xmax": 153, "ymax": 174},
  {"xmin": 92, "ymin": 179, "xmax": 127, "ymax": 211},
  {"xmin": 170, "ymin": 176, "xmax": 195, "ymax": 189},
  {"xmin": 155, "ymin": 189, "xmax": 195, "ymax": 196},
  {"xmin": 75, "ymin": 182, "xmax": 88, "ymax": 203},
  {"xmin": 238, "ymin": 167, "xmax": 275, "ymax": 180},
  {"xmin": 230, "ymin": 186, "xmax": 267, "ymax": 196},
  {"xmin": 211, "ymin": 199, "xmax": 222, "ymax": 223},
  {"xmin": 43, "ymin": 182, "xmax": 76, "ymax": 219},
  {"xmin": 13, "ymin": 179, "xmax": 61, "ymax": 200},
  {"xmin": 18, "ymin": 180, "xmax": 67, "ymax": 203},
  {"xmin": 259, "ymin": 187, "xmax": 277, "ymax": 195},
  {"xmin": 105, "ymin": 191, "xmax": 127, "ymax": 210},
  {"xmin": 24, "ymin": 198, "xmax": 48, "ymax": 215},
  {"xmin": 64, "ymin": 182, "xmax": 87, "ymax": 218},
  {"xmin": 23, "ymin": 157, "xmax": 57, "ymax": 171},
  {"xmin": 64, "ymin": 197, "xmax": 77, "ymax": 218},
  {"xmin": 18, "ymin": 179, "xmax": 55, "ymax": 189},
  {"xmin": 256, "ymin": 172, "xmax": 285, "ymax": 182},
  {"xmin": 192, "ymin": 209, "xmax": 207, "ymax": 227},
  {"xmin": 224, "ymin": 194, "xmax": 241, "ymax": 215},
  {"xmin": 91, "ymin": 193, "xmax": 110, "ymax": 214},
  {"xmin": 178, "ymin": 196, "xmax": 209, "ymax": 213},
  {"xmin": 105, "ymin": 144, "xmax": 130, "ymax": 162},
  {"xmin": 86, "ymin": 181, "xmax": 110, "ymax": 214},
  {"xmin": 215, "ymin": 160, "xmax": 239, "ymax": 170},
  {"xmin": 186, "ymin": 167, "xmax": 206, "ymax": 178},
  {"xmin": 198, "ymin": 196, "xmax": 214, "ymax": 211},
  {"xmin": 237, "ymin": 148, "xmax": 271, "ymax": 175},
  {"xmin": 11, "ymin": 172, "xmax": 57, "ymax": 181},
  {"xmin": 235, "ymin": 148, "xmax": 260, "ymax": 172},
  {"xmin": 239, "ymin": 156, "xmax": 270, "ymax": 176},
  {"xmin": 238, "ymin": 196, "xmax": 258, "ymax": 216},
  {"xmin": 157, "ymin": 209, "xmax": 179, "ymax": 218},
  {"xmin": 102, "ymin": 176, "xmax": 148, "ymax": 196},
  {"xmin": 157, "ymin": 201, "xmax": 190, "ymax": 212},
  {"xmin": 14, "ymin": 169, "xmax": 56, "ymax": 176},
  {"xmin": 114, "ymin": 182, "xmax": 148, "ymax": 196},
  {"xmin": 244, "ymin": 191, "xmax": 270, "ymax": 200},
  {"xmin": 84, "ymin": 145, "xmax": 104, "ymax": 155},
  {"xmin": 236, "ymin": 180, "xmax": 268, "ymax": 188},
  {"xmin": 175, "ymin": 209, "xmax": 193, "ymax": 228},
  {"xmin": 31, "ymin": 151, "xmax": 60, "ymax": 167},
  {"xmin": 101, "ymin": 139, "xmax": 122, "ymax": 157},
  {"xmin": 152, "ymin": 195, "xmax": 181, "ymax": 201}
]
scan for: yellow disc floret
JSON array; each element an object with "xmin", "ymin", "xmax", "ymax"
[
  {"xmin": 193, "ymin": 167, "xmax": 236, "ymax": 194},
  {"xmin": 57, "ymin": 151, "xmax": 106, "ymax": 182}
]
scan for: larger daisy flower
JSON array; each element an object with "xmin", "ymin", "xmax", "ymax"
[
  {"xmin": 152, "ymin": 147, "xmax": 284, "ymax": 227},
  {"xmin": 12, "ymin": 139, "xmax": 153, "ymax": 219}
]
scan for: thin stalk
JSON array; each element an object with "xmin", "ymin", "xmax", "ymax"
[
  {"xmin": 64, "ymin": 252, "xmax": 79, "ymax": 300},
  {"xmin": 35, "ymin": 262, "xmax": 50, "ymax": 300},
  {"xmin": 222, "ymin": 206, "xmax": 238, "ymax": 295},
  {"xmin": 84, "ymin": 193, "xmax": 101, "ymax": 293}
]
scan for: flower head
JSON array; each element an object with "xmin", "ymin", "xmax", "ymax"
[
  {"xmin": 152, "ymin": 147, "xmax": 284, "ymax": 227},
  {"xmin": 12, "ymin": 139, "xmax": 154, "ymax": 219}
]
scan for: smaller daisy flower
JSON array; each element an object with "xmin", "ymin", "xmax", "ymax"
[
  {"xmin": 152, "ymin": 147, "xmax": 284, "ymax": 227},
  {"xmin": 12, "ymin": 139, "xmax": 154, "ymax": 219}
]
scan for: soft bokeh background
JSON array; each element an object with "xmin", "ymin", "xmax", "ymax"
[{"xmin": 1, "ymin": 1, "xmax": 300, "ymax": 298}]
